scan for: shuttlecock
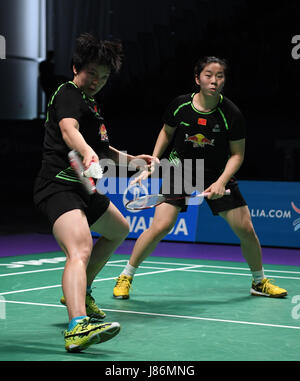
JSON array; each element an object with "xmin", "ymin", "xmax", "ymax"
[{"xmin": 83, "ymin": 161, "xmax": 103, "ymax": 179}]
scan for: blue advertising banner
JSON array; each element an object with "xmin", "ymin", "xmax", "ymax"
[
  {"xmin": 242, "ymin": 181, "xmax": 300, "ymax": 248},
  {"xmin": 98, "ymin": 178, "xmax": 300, "ymax": 248},
  {"xmin": 97, "ymin": 177, "xmax": 202, "ymax": 242},
  {"xmin": 196, "ymin": 181, "xmax": 300, "ymax": 248}
]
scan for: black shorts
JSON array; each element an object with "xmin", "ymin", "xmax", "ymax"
[
  {"xmin": 162, "ymin": 177, "xmax": 247, "ymax": 215},
  {"xmin": 33, "ymin": 177, "xmax": 110, "ymax": 228}
]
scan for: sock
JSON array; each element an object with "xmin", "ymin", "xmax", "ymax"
[
  {"xmin": 86, "ymin": 285, "xmax": 92, "ymax": 295},
  {"xmin": 68, "ymin": 315, "xmax": 88, "ymax": 331},
  {"xmin": 121, "ymin": 262, "xmax": 137, "ymax": 277},
  {"xmin": 252, "ymin": 268, "xmax": 265, "ymax": 285}
]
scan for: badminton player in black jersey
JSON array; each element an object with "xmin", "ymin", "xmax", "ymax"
[
  {"xmin": 114, "ymin": 56, "xmax": 287, "ymax": 300},
  {"xmin": 34, "ymin": 33, "xmax": 155, "ymax": 352}
]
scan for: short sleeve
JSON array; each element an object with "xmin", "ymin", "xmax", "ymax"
[
  {"xmin": 162, "ymin": 97, "xmax": 182, "ymax": 128},
  {"xmin": 226, "ymin": 102, "xmax": 246, "ymax": 141},
  {"xmin": 54, "ymin": 85, "xmax": 84, "ymax": 123}
]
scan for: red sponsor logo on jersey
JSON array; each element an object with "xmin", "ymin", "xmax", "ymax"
[
  {"xmin": 185, "ymin": 133, "xmax": 214, "ymax": 147},
  {"xmin": 99, "ymin": 124, "xmax": 109, "ymax": 141},
  {"xmin": 198, "ymin": 118, "xmax": 207, "ymax": 126}
]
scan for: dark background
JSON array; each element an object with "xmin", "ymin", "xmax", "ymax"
[{"xmin": 1, "ymin": 0, "xmax": 300, "ymax": 234}]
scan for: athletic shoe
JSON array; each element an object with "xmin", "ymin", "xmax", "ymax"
[
  {"xmin": 113, "ymin": 275, "xmax": 133, "ymax": 299},
  {"xmin": 250, "ymin": 278, "xmax": 287, "ymax": 298},
  {"xmin": 64, "ymin": 317, "xmax": 120, "ymax": 352},
  {"xmin": 60, "ymin": 294, "xmax": 106, "ymax": 319}
]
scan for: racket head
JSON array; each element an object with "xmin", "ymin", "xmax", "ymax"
[
  {"xmin": 68, "ymin": 150, "xmax": 96, "ymax": 195},
  {"xmin": 125, "ymin": 194, "xmax": 167, "ymax": 210},
  {"xmin": 125, "ymin": 189, "xmax": 231, "ymax": 210}
]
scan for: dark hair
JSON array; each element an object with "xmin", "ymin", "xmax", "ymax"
[
  {"xmin": 194, "ymin": 56, "xmax": 228, "ymax": 78},
  {"xmin": 72, "ymin": 33, "xmax": 123, "ymax": 73}
]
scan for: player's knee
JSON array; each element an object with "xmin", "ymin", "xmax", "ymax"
[
  {"xmin": 150, "ymin": 220, "xmax": 174, "ymax": 239},
  {"xmin": 63, "ymin": 235, "xmax": 93, "ymax": 264},
  {"xmin": 111, "ymin": 220, "xmax": 130, "ymax": 242},
  {"xmin": 65, "ymin": 245, "xmax": 92, "ymax": 266},
  {"xmin": 119, "ymin": 220, "xmax": 130, "ymax": 239},
  {"xmin": 236, "ymin": 220, "xmax": 256, "ymax": 241}
]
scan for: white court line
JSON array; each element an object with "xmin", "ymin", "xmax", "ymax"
[
  {"xmin": 144, "ymin": 260, "xmax": 300, "ymax": 274},
  {"xmin": 180, "ymin": 269, "xmax": 300, "ymax": 280},
  {"xmin": 1, "ymin": 260, "xmax": 299, "ymax": 295},
  {"xmin": 132, "ymin": 266, "xmax": 300, "ymax": 280},
  {"xmin": 1, "ymin": 258, "xmax": 299, "ymax": 278},
  {"xmin": 0, "ymin": 267, "xmax": 65, "ymax": 277},
  {"xmin": 0, "ymin": 265, "xmax": 202, "ymax": 296},
  {"xmin": 0, "ymin": 259, "xmax": 127, "ymax": 277},
  {"xmin": 1, "ymin": 299, "xmax": 300, "ymax": 331},
  {"xmin": 1, "ymin": 264, "xmax": 299, "ymax": 281}
]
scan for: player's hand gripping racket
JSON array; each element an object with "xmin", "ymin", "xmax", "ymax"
[
  {"xmin": 68, "ymin": 150, "xmax": 103, "ymax": 195},
  {"xmin": 125, "ymin": 189, "xmax": 231, "ymax": 210}
]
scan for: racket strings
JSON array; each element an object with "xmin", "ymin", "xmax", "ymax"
[{"xmin": 126, "ymin": 194, "xmax": 165, "ymax": 210}]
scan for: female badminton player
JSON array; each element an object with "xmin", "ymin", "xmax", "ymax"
[
  {"xmin": 33, "ymin": 33, "xmax": 155, "ymax": 352},
  {"xmin": 113, "ymin": 56, "xmax": 288, "ymax": 300}
]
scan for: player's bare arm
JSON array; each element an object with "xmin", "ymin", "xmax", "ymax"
[
  {"xmin": 152, "ymin": 123, "xmax": 177, "ymax": 158},
  {"xmin": 130, "ymin": 123, "xmax": 176, "ymax": 185},
  {"xmin": 205, "ymin": 138, "xmax": 245, "ymax": 199},
  {"xmin": 59, "ymin": 117, "xmax": 98, "ymax": 168},
  {"xmin": 108, "ymin": 145, "xmax": 158, "ymax": 168}
]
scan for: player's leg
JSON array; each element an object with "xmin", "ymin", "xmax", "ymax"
[
  {"xmin": 53, "ymin": 208, "xmax": 121, "ymax": 352},
  {"xmin": 53, "ymin": 208, "xmax": 93, "ymax": 320},
  {"xmin": 87, "ymin": 201, "xmax": 129, "ymax": 285},
  {"xmin": 113, "ymin": 202, "xmax": 181, "ymax": 299},
  {"xmin": 219, "ymin": 206, "xmax": 262, "ymax": 272},
  {"xmin": 207, "ymin": 182, "xmax": 264, "ymax": 285},
  {"xmin": 60, "ymin": 201, "xmax": 129, "ymax": 320},
  {"xmin": 219, "ymin": 206, "xmax": 287, "ymax": 297},
  {"xmin": 130, "ymin": 202, "xmax": 181, "ymax": 267}
]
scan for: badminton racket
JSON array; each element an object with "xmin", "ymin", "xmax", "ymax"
[
  {"xmin": 68, "ymin": 150, "xmax": 103, "ymax": 195},
  {"xmin": 125, "ymin": 189, "xmax": 231, "ymax": 210}
]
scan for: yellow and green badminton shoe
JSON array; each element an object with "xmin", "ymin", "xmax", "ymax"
[
  {"xmin": 250, "ymin": 278, "xmax": 287, "ymax": 298},
  {"xmin": 60, "ymin": 294, "xmax": 106, "ymax": 319},
  {"xmin": 113, "ymin": 275, "xmax": 133, "ymax": 299},
  {"xmin": 64, "ymin": 317, "xmax": 120, "ymax": 353}
]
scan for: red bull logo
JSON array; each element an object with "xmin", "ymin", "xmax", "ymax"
[
  {"xmin": 185, "ymin": 133, "xmax": 215, "ymax": 148},
  {"xmin": 99, "ymin": 124, "xmax": 109, "ymax": 141}
]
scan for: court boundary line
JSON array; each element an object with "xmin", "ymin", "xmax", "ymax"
[
  {"xmin": 144, "ymin": 260, "xmax": 300, "ymax": 274},
  {"xmin": 0, "ymin": 259, "xmax": 127, "ymax": 277},
  {"xmin": 1, "ymin": 258, "xmax": 300, "ymax": 278},
  {"xmin": 1, "ymin": 260, "xmax": 299, "ymax": 296},
  {"xmin": 1, "ymin": 299, "xmax": 300, "ymax": 331},
  {"xmin": 0, "ymin": 264, "xmax": 202, "ymax": 296}
]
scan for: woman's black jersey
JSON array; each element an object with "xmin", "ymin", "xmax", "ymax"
[
  {"xmin": 37, "ymin": 81, "xmax": 110, "ymax": 184},
  {"xmin": 163, "ymin": 93, "xmax": 246, "ymax": 181}
]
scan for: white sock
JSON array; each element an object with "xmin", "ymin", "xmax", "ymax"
[
  {"xmin": 121, "ymin": 262, "xmax": 137, "ymax": 277},
  {"xmin": 252, "ymin": 268, "xmax": 265, "ymax": 285}
]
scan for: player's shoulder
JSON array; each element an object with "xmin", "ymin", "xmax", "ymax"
[
  {"xmin": 219, "ymin": 95, "xmax": 243, "ymax": 116},
  {"xmin": 51, "ymin": 81, "xmax": 83, "ymax": 106},
  {"xmin": 51, "ymin": 81, "xmax": 79, "ymax": 98},
  {"xmin": 167, "ymin": 93, "xmax": 193, "ymax": 113},
  {"xmin": 172, "ymin": 93, "xmax": 193, "ymax": 105}
]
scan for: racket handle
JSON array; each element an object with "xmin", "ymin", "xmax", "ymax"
[
  {"xmin": 202, "ymin": 189, "xmax": 231, "ymax": 197},
  {"xmin": 68, "ymin": 150, "xmax": 96, "ymax": 194}
]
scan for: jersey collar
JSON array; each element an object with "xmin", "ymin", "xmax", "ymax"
[{"xmin": 190, "ymin": 93, "xmax": 223, "ymax": 114}]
